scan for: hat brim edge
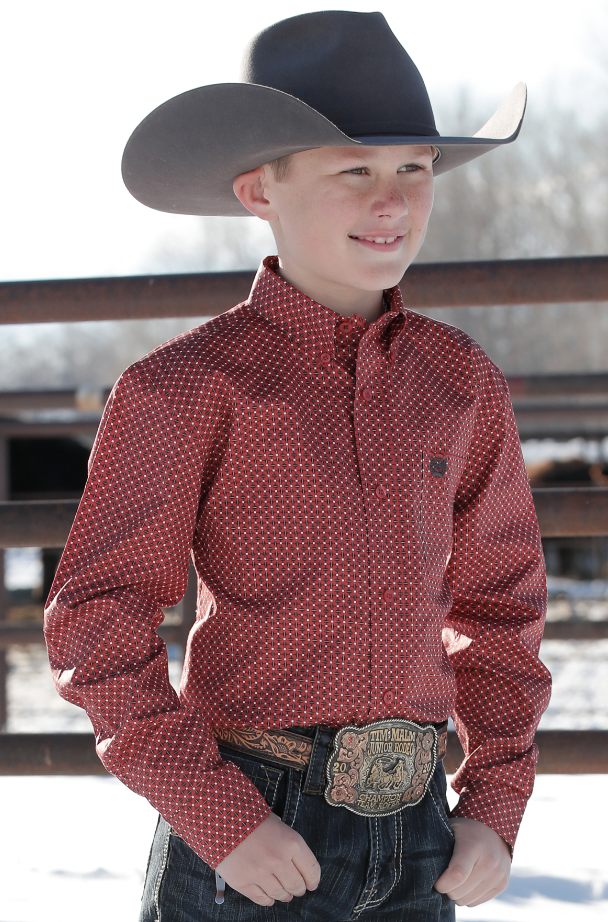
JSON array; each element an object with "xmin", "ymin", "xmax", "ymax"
[{"xmin": 122, "ymin": 82, "xmax": 527, "ymax": 215}]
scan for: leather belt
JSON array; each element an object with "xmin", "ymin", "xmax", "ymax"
[{"xmin": 214, "ymin": 719, "xmax": 449, "ymax": 818}]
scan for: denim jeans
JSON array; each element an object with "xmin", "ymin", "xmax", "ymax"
[{"xmin": 139, "ymin": 727, "xmax": 455, "ymax": 921}]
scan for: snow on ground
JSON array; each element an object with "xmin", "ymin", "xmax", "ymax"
[
  {"xmin": 0, "ymin": 773, "xmax": 606, "ymax": 922},
  {"xmin": 2, "ymin": 638, "xmax": 608, "ymax": 920}
]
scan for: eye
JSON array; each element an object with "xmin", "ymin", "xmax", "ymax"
[
  {"xmin": 397, "ymin": 164, "xmax": 423, "ymax": 173},
  {"xmin": 342, "ymin": 166, "xmax": 369, "ymax": 175}
]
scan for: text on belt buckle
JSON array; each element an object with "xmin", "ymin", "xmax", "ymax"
[{"xmin": 324, "ymin": 719, "xmax": 438, "ymax": 817}]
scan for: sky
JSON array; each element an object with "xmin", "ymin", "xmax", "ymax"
[{"xmin": 1, "ymin": 0, "xmax": 607, "ymax": 283}]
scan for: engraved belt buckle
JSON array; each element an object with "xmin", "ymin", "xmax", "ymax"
[{"xmin": 324, "ymin": 719, "xmax": 438, "ymax": 817}]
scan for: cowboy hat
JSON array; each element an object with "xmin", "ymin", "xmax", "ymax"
[{"xmin": 122, "ymin": 10, "xmax": 526, "ymax": 217}]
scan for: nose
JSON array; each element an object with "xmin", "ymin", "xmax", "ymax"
[{"xmin": 373, "ymin": 177, "xmax": 409, "ymax": 219}]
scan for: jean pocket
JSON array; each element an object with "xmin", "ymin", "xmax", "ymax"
[
  {"xmin": 218, "ymin": 745, "xmax": 288, "ymax": 815},
  {"xmin": 429, "ymin": 767, "xmax": 455, "ymax": 840}
]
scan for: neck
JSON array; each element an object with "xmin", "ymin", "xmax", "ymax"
[{"xmin": 274, "ymin": 258, "xmax": 385, "ymax": 324}]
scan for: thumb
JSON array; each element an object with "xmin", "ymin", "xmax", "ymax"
[{"xmin": 434, "ymin": 844, "xmax": 475, "ymax": 894}]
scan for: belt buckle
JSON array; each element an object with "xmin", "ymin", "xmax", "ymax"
[{"xmin": 324, "ymin": 719, "xmax": 438, "ymax": 817}]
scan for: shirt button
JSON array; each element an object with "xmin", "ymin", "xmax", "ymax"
[
  {"xmin": 362, "ymin": 386, "xmax": 373, "ymax": 402},
  {"xmin": 383, "ymin": 690, "xmax": 395, "ymax": 706},
  {"xmin": 382, "ymin": 588, "xmax": 395, "ymax": 603},
  {"xmin": 319, "ymin": 352, "xmax": 331, "ymax": 366},
  {"xmin": 375, "ymin": 484, "xmax": 387, "ymax": 499},
  {"xmin": 339, "ymin": 321, "xmax": 353, "ymax": 332}
]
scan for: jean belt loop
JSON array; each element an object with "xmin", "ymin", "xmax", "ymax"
[{"xmin": 303, "ymin": 725, "xmax": 334, "ymax": 795}]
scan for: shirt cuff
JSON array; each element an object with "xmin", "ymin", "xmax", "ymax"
[
  {"xmin": 169, "ymin": 758, "xmax": 274, "ymax": 868},
  {"xmin": 100, "ymin": 730, "xmax": 273, "ymax": 869},
  {"xmin": 449, "ymin": 781, "xmax": 530, "ymax": 853}
]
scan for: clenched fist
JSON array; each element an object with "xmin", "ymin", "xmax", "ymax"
[
  {"xmin": 215, "ymin": 813, "xmax": 321, "ymax": 906},
  {"xmin": 434, "ymin": 816, "xmax": 511, "ymax": 906}
]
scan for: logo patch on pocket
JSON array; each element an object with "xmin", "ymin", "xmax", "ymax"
[{"xmin": 430, "ymin": 457, "xmax": 447, "ymax": 477}]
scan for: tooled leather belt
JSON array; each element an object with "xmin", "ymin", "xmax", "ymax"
[{"xmin": 214, "ymin": 719, "xmax": 449, "ymax": 818}]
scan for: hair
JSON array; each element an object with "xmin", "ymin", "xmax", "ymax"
[{"xmin": 268, "ymin": 154, "xmax": 292, "ymax": 182}]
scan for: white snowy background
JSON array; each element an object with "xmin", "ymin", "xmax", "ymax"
[{"xmin": 2, "ymin": 0, "xmax": 608, "ymax": 919}]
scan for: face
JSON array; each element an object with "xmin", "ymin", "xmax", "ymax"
[{"xmin": 234, "ymin": 144, "xmax": 434, "ymax": 313}]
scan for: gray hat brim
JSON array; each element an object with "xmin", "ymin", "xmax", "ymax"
[{"xmin": 121, "ymin": 82, "xmax": 526, "ymax": 217}]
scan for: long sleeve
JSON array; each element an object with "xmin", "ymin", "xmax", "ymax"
[
  {"xmin": 44, "ymin": 359, "xmax": 272, "ymax": 868},
  {"xmin": 444, "ymin": 354, "xmax": 551, "ymax": 849},
  {"xmin": 44, "ymin": 264, "xmax": 552, "ymax": 865}
]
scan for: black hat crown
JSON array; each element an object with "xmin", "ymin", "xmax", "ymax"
[
  {"xmin": 242, "ymin": 11, "xmax": 439, "ymax": 140},
  {"xmin": 122, "ymin": 9, "xmax": 526, "ymax": 215}
]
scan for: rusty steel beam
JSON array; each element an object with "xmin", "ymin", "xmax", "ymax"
[
  {"xmin": 0, "ymin": 500, "xmax": 79, "ymax": 548},
  {"xmin": 542, "ymin": 620, "xmax": 608, "ymax": 640},
  {"xmin": 1, "ymin": 489, "xmax": 607, "ymax": 551},
  {"xmin": 0, "ymin": 373, "xmax": 605, "ymax": 418},
  {"xmin": 444, "ymin": 731, "xmax": 608, "ymax": 774},
  {"xmin": 402, "ymin": 256, "xmax": 608, "ymax": 309},
  {"xmin": 0, "ymin": 388, "xmax": 110, "ymax": 415},
  {"xmin": 507, "ymin": 372, "xmax": 608, "ymax": 397},
  {"xmin": 0, "ymin": 734, "xmax": 108, "ymax": 775},
  {"xmin": 0, "ymin": 420, "xmax": 99, "ymax": 439},
  {"xmin": 533, "ymin": 488, "xmax": 608, "ymax": 537},
  {"xmin": 0, "ymin": 373, "xmax": 605, "ymax": 417},
  {"xmin": 513, "ymin": 405, "xmax": 608, "ymax": 441},
  {"xmin": 0, "ymin": 730, "xmax": 605, "ymax": 775},
  {"xmin": 0, "ymin": 271, "xmax": 255, "ymax": 325},
  {"xmin": 2, "ymin": 256, "xmax": 608, "ymax": 326}
]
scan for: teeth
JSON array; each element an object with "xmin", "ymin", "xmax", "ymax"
[{"xmin": 361, "ymin": 236, "xmax": 397, "ymax": 244}]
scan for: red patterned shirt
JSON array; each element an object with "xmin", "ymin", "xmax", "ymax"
[{"xmin": 45, "ymin": 257, "xmax": 550, "ymax": 867}]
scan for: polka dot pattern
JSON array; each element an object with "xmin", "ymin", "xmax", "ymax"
[{"xmin": 44, "ymin": 256, "xmax": 550, "ymax": 864}]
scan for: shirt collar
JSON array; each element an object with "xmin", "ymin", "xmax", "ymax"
[{"xmin": 247, "ymin": 256, "xmax": 406, "ymax": 358}]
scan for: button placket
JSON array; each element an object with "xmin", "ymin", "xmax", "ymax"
[{"xmin": 353, "ymin": 335, "xmax": 400, "ymax": 715}]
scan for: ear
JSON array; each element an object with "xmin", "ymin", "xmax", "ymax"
[{"xmin": 233, "ymin": 166, "xmax": 278, "ymax": 220}]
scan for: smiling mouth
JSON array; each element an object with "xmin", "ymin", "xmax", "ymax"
[{"xmin": 349, "ymin": 235, "xmax": 403, "ymax": 244}]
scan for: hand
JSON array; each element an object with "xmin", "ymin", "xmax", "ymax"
[
  {"xmin": 434, "ymin": 816, "xmax": 511, "ymax": 906},
  {"xmin": 215, "ymin": 812, "xmax": 321, "ymax": 906}
]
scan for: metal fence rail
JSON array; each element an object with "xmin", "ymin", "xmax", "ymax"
[
  {"xmin": 1, "ymin": 490, "xmax": 606, "ymax": 549},
  {"xmin": 1, "ymin": 490, "xmax": 607, "ymax": 648},
  {"xmin": 1, "ymin": 730, "xmax": 607, "ymax": 775},
  {"xmin": 1, "ymin": 255, "xmax": 608, "ymax": 325}
]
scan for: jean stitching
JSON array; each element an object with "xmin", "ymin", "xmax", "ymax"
[
  {"xmin": 430, "ymin": 785, "xmax": 454, "ymax": 837},
  {"xmin": 153, "ymin": 821, "xmax": 172, "ymax": 922},
  {"xmin": 357, "ymin": 815, "xmax": 400, "ymax": 909},
  {"xmin": 286, "ymin": 770, "xmax": 302, "ymax": 827},
  {"xmin": 260, "ymin": 765, "xmax": 279, "ymax": 810},
  {"xmin": 353, "ymin": 817, "xmax": 380, "ymax": 914},
  {"xmin": 305, "ymin": 730, "xmax": 325, "ymax": 794}
]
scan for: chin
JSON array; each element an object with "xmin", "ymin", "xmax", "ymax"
[{"xmin": 351, "ymin": 261, "xmax": 410, "ymax": 291}]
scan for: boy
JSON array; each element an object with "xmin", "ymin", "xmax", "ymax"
[{"xmin": 45, "ymin": 11, "xmax": 551, "ymax": 921}]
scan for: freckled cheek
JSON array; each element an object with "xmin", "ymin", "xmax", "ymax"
[{"xmin": 408, "ymin": 184, "xmax": 434, "ymax": 223}]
